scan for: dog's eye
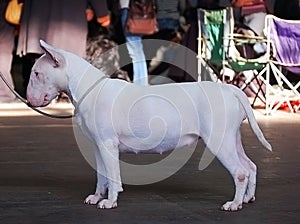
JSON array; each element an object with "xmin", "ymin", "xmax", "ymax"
[{"xmin": 35, "ymin": 72, "xmax": 39, "ymax": 77}]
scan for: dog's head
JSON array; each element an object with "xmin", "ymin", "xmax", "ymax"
[{"xmin": 27, "ymin": 40, "xmax": 68, "ymax": 107}]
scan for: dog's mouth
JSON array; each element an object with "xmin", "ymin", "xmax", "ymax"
[
  {"xmin": 27, "ymin": 100, "xmax": 50, "ymax": 108},
  {"xmin": 27, "ymin": 94, "xmax": 53, "ymax": 108},
  {"xmin": 41, "ymin": 100, "xmax": 51, "ymax": 107}
]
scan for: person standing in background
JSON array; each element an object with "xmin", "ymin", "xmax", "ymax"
[
  {"xmin": 0, "ymin": 0, "xmax": 17, "ymax": 103},
  {"xmin": 16, "ymin": 0, "xmax": 110, "ymax": 94},
  {"xmin": 156, "ymin": 0, "xmax": 186, "ymax": 31},
  {"xmin": 119, "ymin": 0, "xmax": 149, "ymax": 86},
  {"xmin": 147, "ymin": 0, "xmax": 186, "ymax": 81}
]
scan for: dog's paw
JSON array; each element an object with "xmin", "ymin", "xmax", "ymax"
[
  {"xmin": 84, "ymin": 193, "xmax": 103, "ymax": 205},
  {"xmin": 221, "ymin": 201, "xmax": 242, "ymax": 211},
  {"xmin": 243, "ymin": 195, "xmax": 256, "ymax": 204},
  {"xmin": 97, "ymin": 199, "xmax": 117, "ymax": 209}
]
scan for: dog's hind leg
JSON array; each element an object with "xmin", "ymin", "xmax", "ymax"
[
  {"xmin": 84, "ymin": 149, "xmax": 108, "ymax": 205},
  {"xmin": 214, "ymin": 135, "xmax": 250, "ymax": 211},
  {"xmin": 236, "ymin": 130, "xmax": 257, "ymax": 204}
]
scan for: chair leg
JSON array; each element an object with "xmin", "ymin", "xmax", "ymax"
[
  {"xmin": 249, "ymin": 76, "xmax": 266, "ymax": 107},
  {"xmin": 232, "ymin": 70, "xmax": 266, "ymax": 108}
]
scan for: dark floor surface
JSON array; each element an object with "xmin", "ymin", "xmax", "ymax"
[{"xmin": 0, "ymin": 107, "xmax": 299, "ymax": 224}]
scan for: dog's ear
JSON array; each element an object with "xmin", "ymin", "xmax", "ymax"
[{"xmin": 39, "ymin": 40, "xmax": 65, "ymax": 68}]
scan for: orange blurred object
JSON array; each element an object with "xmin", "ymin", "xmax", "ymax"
[
  {"xmin": 97, "ymin": 14, "xmax": 110, "ymax": 27},
  {"xmin": 85, "ymin": 9, "xmax": 94, "ymax": 22},
  {"xmin": 233, "ymin": 0, "xmax": 258, "ymax": 7}
]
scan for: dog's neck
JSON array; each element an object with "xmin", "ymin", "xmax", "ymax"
[{"xmin": 62, "ymin": 51, "xmax": 108, "ymax": 107}]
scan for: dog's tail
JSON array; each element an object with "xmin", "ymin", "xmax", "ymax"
[{"xmin": 232, "ymin": 86, "xmax": 272, "ymax": 151}]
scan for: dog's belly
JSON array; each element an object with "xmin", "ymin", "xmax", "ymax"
[{"xmin": 118, "ymin": 133, "xmax": 199, "ymax": 154}]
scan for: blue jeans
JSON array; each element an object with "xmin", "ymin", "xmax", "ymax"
[
  {"xmin": 121, "ymin": 8, "xmax": 148, "ymax": 85},
  {"xmin": 157, "ymin": 18, "xmax": 180, "ymax": 31}
]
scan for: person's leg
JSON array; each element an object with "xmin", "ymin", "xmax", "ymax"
[
  {"xmin": 0, "ymin": 46, "xmax": 15, "ymax": 102},
  {"xmin": 0, "ymin": 1, "xmax": 16, "ymax": 102},
  {"xmin": 243, "ymin": 12, "xmax": 267, "ymax": 55},
  {"xmin": 125, "ymin": 35, "xmax": 148, "ymax": 85},
  {"xmin": 243, "ymin": 12, "xmax": 266, "ymax": 36},
  {"xmin": 21, "ymin": 53, "xmax": 41, "ymax": 97},
  {"xmin": 121, "ymin": 8, "xmax": 148, "ymax": 86}
]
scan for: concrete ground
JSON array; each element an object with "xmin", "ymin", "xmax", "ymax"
[{"xmin": 0, "ymin": 102, "xmax": 299, "ymax": 224}]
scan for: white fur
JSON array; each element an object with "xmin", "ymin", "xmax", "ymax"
[{"xmin": 26, "ymin": 40, "xmax": 272, "ymax": 211}]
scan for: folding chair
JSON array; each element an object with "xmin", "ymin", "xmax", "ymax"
[
  {"xmin": 262, "ymin": 15, "xmax": 300, "ymax": 114},
  {"xmin": 197, "ymin": 7, "xmax": 267, "ymax": 107},
  {"xmin": 197, "ymin": 8, "xmax": 227, "ymax": 82}
]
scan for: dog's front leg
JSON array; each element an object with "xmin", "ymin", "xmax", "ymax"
[
  {"xmin": 84, "ymin": 149, "xmax": 108, "ymax": 205},
  {"xmin": 96, "ymin": 139, "xmax": 123, "ymax": 209}
]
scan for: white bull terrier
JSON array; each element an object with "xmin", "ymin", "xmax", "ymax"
[{"xmin": 26, "ymin": 40, "xmax": 272, "ymax": 211}]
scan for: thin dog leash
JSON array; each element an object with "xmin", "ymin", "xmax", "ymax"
[
  {"xmin": 74, "ymin": 74, "xmax": 108, "ymax": 112},
  {"xmin": 0, "ymin": 70, "xmax": 73, "ymax": 119}
]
